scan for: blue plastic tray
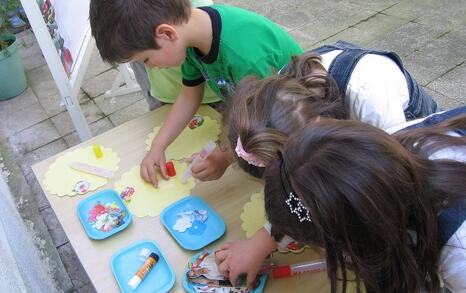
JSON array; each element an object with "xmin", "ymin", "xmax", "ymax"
[
  {"xmin": 76, "ymin": 189, "xmax": 132, "ymax": 240},
  {"xmin": 182, "ymin": 250, "xmax": 268, "ymax": 293},
  {"xmin": 160, "ymin": 195, "xmax": 226, "ymax": 250},
  {"xmin": 111, "ymin": 239, "xmax": 175, "ymax": 293}
]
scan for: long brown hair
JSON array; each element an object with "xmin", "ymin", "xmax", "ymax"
[
  {"xmin": 264, "ymin": 117, "xmax": 466, "ymax": 293},
  {"xmin": 225, "ymin": 53, "xmax": 343, "ymax": 178}
]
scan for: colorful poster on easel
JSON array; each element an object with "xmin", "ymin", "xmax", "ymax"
[{"xmin": 37, "ymin": 0, "xmax": 90, "ymax": 76}]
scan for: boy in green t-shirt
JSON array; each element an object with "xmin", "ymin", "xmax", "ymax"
[{"xmin": 89, "ymin": 0, "xmax": 302, "ymax": 186}]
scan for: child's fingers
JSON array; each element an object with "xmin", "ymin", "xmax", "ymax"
[
  {"xmin": 246, "ymin": 272, "xmax": 259, "ymax": 291},
  {"xmin": 146, "ymin": 164, "xmax": 158, "ymax": 188},
  {"xmin": 217, "ymin": 259, "xmax": 230, "ymax": 277},
  {"xmin": 214, "ymin": 249, "xmax": 228, "ymax": 265},
  {"xmin": 190, "ymin": 159, "xmax": 208, "ymax": 174},
  {"xmin": 140, "ymin": 165, "xmax": 149, "ymax": 183},
  {"xmin": 219, "ymin": 242, "xmax": 233, "ymax": 250},
  {"xmin": 186, "ymin": 152, "xmax": 198, "ymax": 164}
]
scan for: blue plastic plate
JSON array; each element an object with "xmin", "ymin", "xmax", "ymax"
[
  {"xmin": 160, "ymin": 195, "xmax": 226, "ymax": 250},
  {"xmin": 76, "ymin": 189, "xmax": 132, "ymax": 240},
  {"xmin": 182, "ymin": 250, "xmax": 268, "ymax": 293},
  {"xmin": 111, "ymin": 239, "xmax": 175, "ymax": 293}
]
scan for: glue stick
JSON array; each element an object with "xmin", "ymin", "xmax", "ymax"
[
  {"xmin": 128, "ymin": 252, "xmax": 159, "ymax": 290},
  {"xmin": 181, "ymin": 141, "xmax": 216, "ymax": 183}
]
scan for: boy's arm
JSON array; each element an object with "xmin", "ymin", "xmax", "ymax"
[{"xmin": 140, "ymin": 83, "xmax": 205, "ymax": 187}]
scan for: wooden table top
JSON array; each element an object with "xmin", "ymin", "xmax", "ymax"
[{"xmin": 32, "ymin": 105, "xmax": 330, "ymax": 292}]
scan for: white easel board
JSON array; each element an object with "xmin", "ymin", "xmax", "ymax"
[{"xmin": 21, "ymin": 0, "xmax": 94, "ymax": 141}]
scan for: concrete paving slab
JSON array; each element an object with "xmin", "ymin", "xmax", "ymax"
[
  {"xmin": 369, "ymin": 21, "xmax": 449, "ymax": 58},
  {"xmin": 81, "ymin": 69, "xmax": 119, "ymax": 98},
  {"xmin": 5, "ymin": 102, "xmax": 48, "ymax": 136},
  {"xmin": 64, "ymin": 117, "xmax": 115, "ymax": 147},
  {"xmin": 402, "ymin": 31, "xmax": 466, "ymax": 86},
  {"xmin": 0, "ymin": 138, "xmax": 74, "ymax": 292},
  {"xmin": 9, "ymin": 120, "xmax": 61, "ymax": 154},
  {"xmin": 94, "ymin": 91, "xmax": 145, "ymax": 116},
  {"xmin": 427, "ymin": 63, "xmax": 466, "ymax": 101},
  {"xmin": 27, "ymin": 65, "xmax": 90, "ymax": 117},
  {"xmin": 324, "ymin": 13, "xmax": 410, "ymax": 46},
  {"xmin": 40, "ymin": 207, "xmax": 69, "ymax": 248},
  {"xmin": 16, "ymin": 29, "xmax": 37, "ymax": 48},
  {"xmin": 57, "ymin": 242, "xmax": 96, "ymax": 292},
  {"xmin": 20, "ymin": 139, "xmax": 68, "ymax": 177},
  {"xmin": 108, "ymin": 99, "xmax": 150, "ymax": 126},
  {"xmin": 24, "ymin": 171, "xmax": 50, "ymax": 210},
  {"xmin": 289, "ymin": 5, "xmax": 376, "ymax": 47},
  {"xmin": 383, "ymin": 0, "xmax": 440, "ymax": 21},
  {"xmin": 51, "ymin": 100, "xmax": 105, "ymax": 136},
  {"xmin": 82, "ymin": 47, "xmax": 114, "ymax": 81},
  {"xmin": 424, "ymin": 87, "xmax": 465, "ymax": 110},
  {"xmin": 0, "ymin": 86, "xmax": 38, "ymax": 116}
]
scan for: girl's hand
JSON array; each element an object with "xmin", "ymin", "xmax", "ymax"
[
  {"xmin": 190, "ymin": 147, "xmax": 232, "ymax": 181},
  {"xmin": 214, "ymin": 228, "xmax": 276, "ymax": 290}
]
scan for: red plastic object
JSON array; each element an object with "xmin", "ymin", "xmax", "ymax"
[
  {"xmin": 271, "ymin": 265, "xmax": 292, "ymax": 278},
  {"xmin": 166, "ymin": 161, "xmax": 176, "ymax": 177}
]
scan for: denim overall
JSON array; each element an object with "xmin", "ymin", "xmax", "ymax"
[
  {"xmin": 404, "ymin": 106, "xmax": 466, "ymax": 247},
  {"xmin": 310, "ymin": 40, "xmax": 440, "ymax": 120}
]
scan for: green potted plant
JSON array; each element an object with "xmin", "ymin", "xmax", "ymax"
[{"xmin": 0, "ymin": 0, "xmax": 27, "ymax": 100}]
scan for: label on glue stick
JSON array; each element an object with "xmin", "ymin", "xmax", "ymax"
[{"xmin": 128, "ymin": 253, "xmax": 159, "ymax": 290}]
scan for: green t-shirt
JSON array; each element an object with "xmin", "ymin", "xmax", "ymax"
[
  {"xmin": 147, "ymin": 0, "xmax": 220, "ymax": 104},
  {"xmin": 181, "ymin": 5, "xmax": 303, "ymax": 100}
]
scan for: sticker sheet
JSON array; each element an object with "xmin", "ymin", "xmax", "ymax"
[
  {"xmin": 44, "ymin": 146, "xmax": 120, "ymax": 196},
  {"xmin": 114, "ymin": 162, "xmax": 195, "ymax": 217},
  {"xmin": 145, "ymin": 114, "xmax": 221, "ymax": 160}
]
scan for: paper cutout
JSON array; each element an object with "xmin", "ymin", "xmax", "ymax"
[
  {"xmin": 145, "ymin": 115, "xmax": 221, "ymax": 160},
  {"xmin": 73, "ymin": 180, "xmax": 90, "ymax": 194},
  {"xmin": 241, "ymin": 191, "xmax": 309, "ymax": 254},
  {"xmin": 120, "ymin": 187, "xmax": 135, "ymax": 203},
  {"xmin": 114, "ymin": 162, "xmax": 195, "ymax": 217},
  {"xmin": 173, "ymin": 210, "xmax": 208, "ymax": 233},
  {"xmin": 187, "ymin": 251, "xmax": 260, "ymax": 292},
  {"xmin": 240, "ymin": 191, "xmax": 267, "ymax": 238},
  {"xmin": 88, "ymin": 201, "xmax": 126, "ymax": 232},
  {"xmin": 277, "ymin": 241, "xmax": 309, "ymax": 254},
  {"xmin": 44, "ymin": 146, "xmax": 120, "ymax": 196}
]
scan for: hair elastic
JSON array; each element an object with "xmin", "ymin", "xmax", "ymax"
[{"xmin": 235, "ymin": 136, "xmax": 266, "ymax": 167}]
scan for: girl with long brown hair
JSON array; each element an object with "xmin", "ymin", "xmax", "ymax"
[
  {"xmin": 215, "ymin": 108, "xmax": 466, "ymax": 291},
  {"xmin": 262, "ymin": 116, "xmax": 466, "ymax": 292}
]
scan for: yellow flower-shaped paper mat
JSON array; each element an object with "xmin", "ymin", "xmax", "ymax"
[
  {"xmin": 114, "ymin": 161, "xmax": 195, "ymax": 217},
  {"xmin": 44, "ymin": 146, "xmax": 120, "ymax": 196},
  {"xmin": 145, "ymin": 115, "xmax": 221, "ymax": 160},
  {"xmin": 240, "ymin": 191, "xmax": 267, "ymax": 238}
]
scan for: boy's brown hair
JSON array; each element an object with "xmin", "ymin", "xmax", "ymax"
[{"xmin": 89, "ymin": 0, "xmax": 191, "ymax": 63}]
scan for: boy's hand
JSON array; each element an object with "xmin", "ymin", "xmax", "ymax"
[
  {"xmin": 214, "ymin": 228, "xmax": 276, "ymax": 290},
  {"xmin": 189, "ymin": 147, "xmax": 232, "ymax": 181},
  {"xmin": 140, "ymin": 145, "xmax": 169, "ymax": 187}
]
